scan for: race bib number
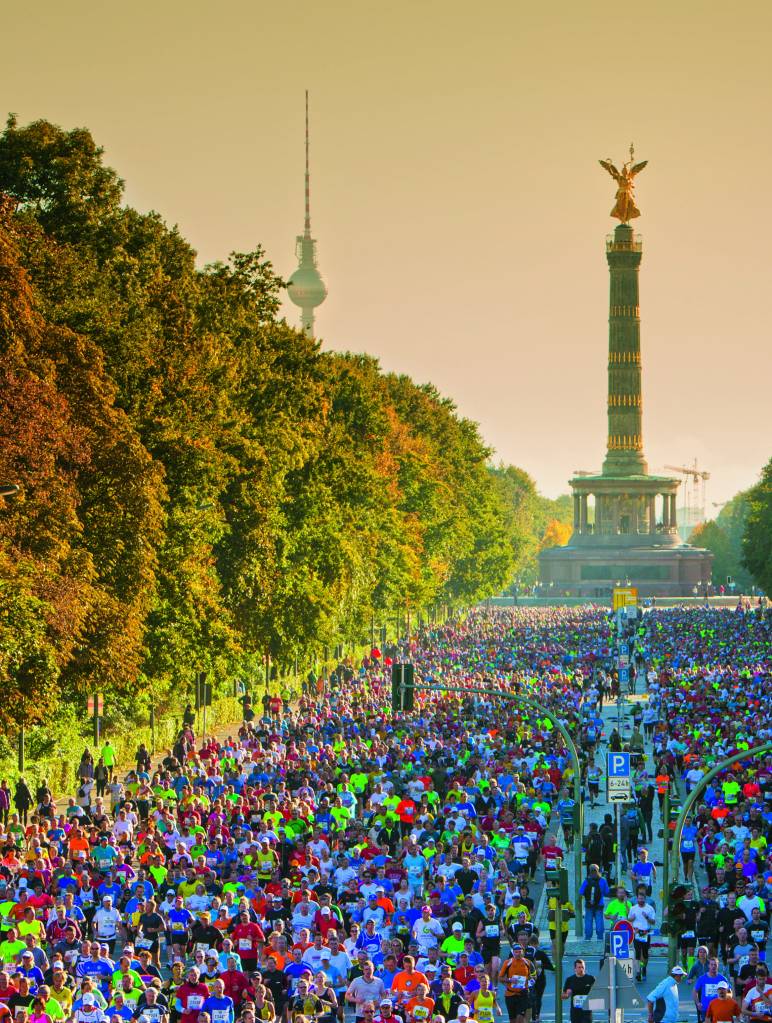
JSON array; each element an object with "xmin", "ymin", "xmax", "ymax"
[
  {"xmin": 136, "ymin": 938, "xmax": 153, "ymax": 949},
  {"xmin": 573, "ymin": 996, "xmax": 587, "ymax": 1009},
  {"xmin": 212, "ymin": 1010, "xmax": 230, "ymax": 1023},
  {"xmin": 510, "ymin": 975, "xmax": 526, "ymax": 991},
  {"xmin": 187, "ymin": 997, "xmax": 204, "ymax": 1011},
  {"xmin": 485, "ymin": 924, "xmax": 499, "ymax": 937},
  {"xmin": 239, "ymin": 938, "xmax": 252, "ymax": 950}
]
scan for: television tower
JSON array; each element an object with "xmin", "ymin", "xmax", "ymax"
[{"xmin": 287, "ymin": 91, "xmax": 327, "ymax": 335}]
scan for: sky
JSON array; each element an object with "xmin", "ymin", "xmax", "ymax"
[{"xmin": 4, "ymin": 0, "xmax": 771, "ymax": 509}]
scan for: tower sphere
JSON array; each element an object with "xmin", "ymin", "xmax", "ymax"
[{"xmin": 287, "ymin": 263, "xmax": 327, "ymax": 309}]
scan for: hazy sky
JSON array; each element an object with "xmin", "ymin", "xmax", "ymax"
[{"xmin": 5, "ymin": 1, "xmax": 771, "ymax": 507}]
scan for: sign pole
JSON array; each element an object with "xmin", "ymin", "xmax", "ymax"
[
  {"xmin": 555, "ymin": 901, "xmax": 563, "ymax": 1023},
  {"xmin": 609, "ymin": 956, "xmax": 617, "ymax": 1023},
  {"xmin": 616, "ymin": 801, "xmax": 622, "ymax": 886},
  {"xmin": 662, "ymin": 785, "xmax": 670, "ymax": 917}
]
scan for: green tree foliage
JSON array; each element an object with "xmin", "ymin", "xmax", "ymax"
[
  {"xmin": 0, "ymin": 116, "xmax": 523, "ymax": 722},
  {"xmin": 690, "ymin": 490, "xmax": 753, "ymax": 591},
  {"xmin": 488, "ymin": 465, "xmax": 573, "ymax": 586},
  {"xmin": 742, "ymin": 458, "xmax": 772, "ymax": 594}
]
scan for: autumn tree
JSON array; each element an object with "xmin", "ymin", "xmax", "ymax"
[{"xmin": 742, "ymin": 458, "xmax": 772, "ymax": 595}]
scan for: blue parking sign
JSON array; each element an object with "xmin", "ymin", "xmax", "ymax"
[
  {"xmin": 610, "ymin": 930, "xmax": 631, "ymax": 958},
  {"xmin": 607, "ymin": 752, "xmax": 631, "ymax": 778}
]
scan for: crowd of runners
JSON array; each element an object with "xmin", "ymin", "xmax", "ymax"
[{"xmin": 0, "ymin": 602, "xmax": 769, "ymax": 1023}]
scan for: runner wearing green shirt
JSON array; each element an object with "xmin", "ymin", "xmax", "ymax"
[
  {"xmin": 0, "ymin": 896, "xmax": 17, "ymax": 934},
  {"xmin": 604, "ymin": 887, "xmax": 632, "ymax": 926},
  {"xmin": 722, "ymin": 779, "xmax": 741, "ymax": 805},
  {"xmin": 0, "ymin": 928, "xmax": 25, "ymax": 963},
  {"xmin": 101, "ymin": 742, "xmax": 117, "ymax": 779}
]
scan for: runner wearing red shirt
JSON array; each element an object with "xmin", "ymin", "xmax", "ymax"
[
  {"xmin": 221, "ymin": 956, "xmax": 253, "ymax": 1008},
  {"xmin": 176, "ymin": 971, "xmax": 211, "ymax": 1023},
  {"xmin": 230, "ymin": 911, "xmax": 265, "ymax": 971}
]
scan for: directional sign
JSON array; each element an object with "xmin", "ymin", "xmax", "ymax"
[{"xmin": 610, "ymin": 930, "xmax": 630, "ymax": 958}]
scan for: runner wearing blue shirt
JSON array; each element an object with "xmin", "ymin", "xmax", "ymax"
[
  {"xmin": 631, "ymin": 850, "xmax": 656, "ymax": 895},
  {"xmin": 165, "ymin": 898, "xmax": 194, "ymax": 954},
  {"xmin": 680, "ymin": 825, "xmax": 699, "ymax": 881},
  {"xmin": 202, "ymin": 980, "xmax": 235, "ymax": 1023},
  {"xmin": 694, "ymin": 959, "xmax": 731, "ymax": 1021}
]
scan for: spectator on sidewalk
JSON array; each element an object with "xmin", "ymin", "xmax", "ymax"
[{"xmin": 578, "ymin": 865, "xmax": 610, "ymax": 941}]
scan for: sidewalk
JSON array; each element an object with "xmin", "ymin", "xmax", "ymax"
[{"xmin": 563, "ymin": 687, "xmax": 668, "ymax": 953}]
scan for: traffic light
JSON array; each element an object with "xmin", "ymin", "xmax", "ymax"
[
  {"xmin": 663, "ymin": 882, "xmax": 690, "ymax": 936},
  {"xmin": 545, "ymin": 866, "xmax": 569, "ymax": 902},
  {"xmin": 391, "ymin": 663, "xmax": 415, "ymax": 713}
]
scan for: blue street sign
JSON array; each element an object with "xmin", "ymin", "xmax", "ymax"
[
  {"xmin": 619, "ymin": 667, "xmax": 629, "ymax": 684},
  {"xmin": 607, "ymin": 752, "xmax": 631, "ymax": 778},
  {"xmin": 610, "ymin": 930, "xmax": 631, "ymax": 958}
]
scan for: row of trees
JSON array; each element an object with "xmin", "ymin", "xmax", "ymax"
[
  {"xmin": 0, "ymin": 117, "xmax": 570, "ymax": 731},
  {"xmin": 690, "ymin": 462, "xmax": 772, "ymax": 596}
]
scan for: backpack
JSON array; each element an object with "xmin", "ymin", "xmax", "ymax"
[
  {"xmin": 584, "ymin": 877, "xmax": 602, "ymax": 908},
  {"xmin": 587, "ymin": 835, "xmax": 604, "ymax": 864}
]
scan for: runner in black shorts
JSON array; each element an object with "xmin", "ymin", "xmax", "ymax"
[{"xmin": 500, "ymin": 946, "xmax": 531, "ymax": 1023}]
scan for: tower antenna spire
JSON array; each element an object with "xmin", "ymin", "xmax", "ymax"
[
  {"xmin": 304, "ymin": 89, "xmax": 311, "ymax": 235},
  {"xmin": 287, "ymin": 90, "xmax": 327, "ymax": 335}
]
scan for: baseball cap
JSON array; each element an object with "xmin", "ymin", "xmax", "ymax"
[
  {"xmin": 671, "ymin": 966, "xmax": 686, "ymax": 977},
  {"xmin": 452, "ymin": 922, "xmax": 463, "ymax": 931},
  {"xmin": 380, "ymin": 1000, "xmax": 393, "ymax": 1009},
  {"xmin": 716, "ymin": 981, "xmax": 729, "ymax": 989},
  {"xmin": 458, "ymin": 1008, "xmax": 470, "ymax": 1018},
  {"xmin": 83, "ymin": 995, "xmax": 96, "ymax": 1006}
]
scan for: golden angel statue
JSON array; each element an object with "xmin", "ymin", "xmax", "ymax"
[{"xmin": 599, "ymin": 145, "xmax": 648, "ymax": 222}]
